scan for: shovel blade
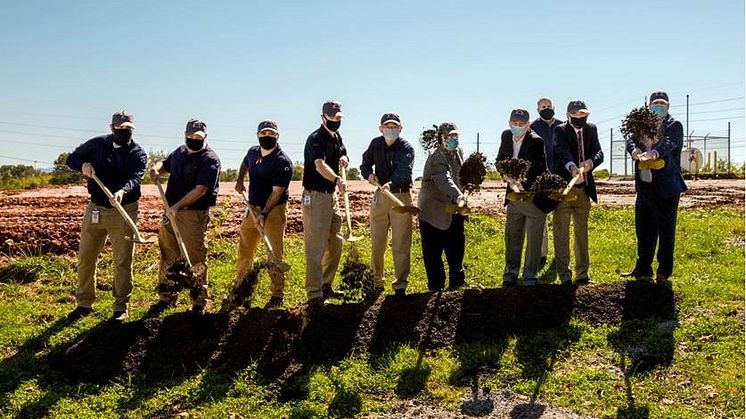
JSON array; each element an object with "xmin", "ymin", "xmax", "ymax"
[
  {"xmin": 506, "ymin": 192, "xmax": 532, "ymax": 202},
  {"xmin": 125, "ymin": 234, "xmax": 158, "ymax": 244},
  {"xmin": 392, "ymin": 206, "xmax": 421, "ymax": 215}
]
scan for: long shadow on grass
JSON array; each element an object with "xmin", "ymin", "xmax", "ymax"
[{"xmin": 608, "ymin": 280, "xmax": 677, "ymax": 419}]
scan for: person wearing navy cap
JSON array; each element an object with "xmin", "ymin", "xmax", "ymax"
[
  {"xmin": 621, "ymin": 91, "xmax": 687, "ymax": 282},
  {"xmin": 228, "ymin": 119, "xmax": 293, "ymax": 309},
  {"xmin": 496, "ymin": 109, "xmax": 548, "ymax": 286},
  {"xmin": 553, "ymin": 100, "xmax": 604, "ymax": 286},
  {"xmin": 149, "ymin": 118, "xmax": 221, "ymax": 315}
]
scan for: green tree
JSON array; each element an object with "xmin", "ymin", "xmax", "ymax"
[
  {"xmin": 291, "ymin": 162, "xmax": 304, "ymax": 181},
  {"xmin": 144, "ymin": 150, "xmax": 168, "ymax": 183},
  {"xmin": 346, "ymin": 167, "xmax": 361, "ymax": 180},
  {"xmin": 50, "ymin": 153, "xmax": 82, "ymax": 185},
  {"xmin": 220, "ymin": 168, "xmax": 239, "ymax": 182}
]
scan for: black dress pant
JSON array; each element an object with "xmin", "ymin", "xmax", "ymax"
[
  {"xmin": 634, "ymin": 182, "xmax": 681, "ymax": 277},
  {"xmin": 420, "ymin": 215, "xmax": 466, "ymax": 290}
]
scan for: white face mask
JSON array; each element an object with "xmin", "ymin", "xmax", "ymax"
[{"xmin": 382, "ymin": 128, "xmax": 399, "ymax": 143}]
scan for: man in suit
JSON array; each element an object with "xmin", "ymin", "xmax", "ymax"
[
  {"xmin": 496, "ymin": 109, "xmax": 548, "ymax": 286},
  {"xmin": 622, "ymin": 91, "xmax": 687, "ymax": 282},
  {"xmin": 553, "ymin": 100, "xmax": 604, "ymax": 285},
  {"xmin": 530, "ymin": 96, "xmax": 563, "ymax": 266}
]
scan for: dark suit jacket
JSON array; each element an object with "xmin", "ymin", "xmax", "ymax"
[
  {"xmin": 553, "ymin": 121, "xmax": 604, "ymax": 203},
  {"xmin": 496, "ymin": 128, "xmax": 547, "ymax": 204},
  {"xmin": 625, "ymin": 115, "xmax": 688, "ymax": 199}
]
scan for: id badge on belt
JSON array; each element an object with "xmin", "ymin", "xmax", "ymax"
[
  {"xmin": 372, "ymin": 191, "xmax": 379, "ymax": 206},
  {"xmin": 303, "ymin": 193, "xmax": 312, "ymax": 207},
  {"xmin": 91, "ymin": 209, "xmax": 100, "ymax": 224}
]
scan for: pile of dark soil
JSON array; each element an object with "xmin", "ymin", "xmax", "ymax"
[
  {"xmin": 223, "ymin": 261, "xmax": 265, "ymax": 310},
  {"xmin": 48, "ymin": 281, "xmax": 676, "ymax": 386},
  {"xmin": 620, "ymin": 107, "xmax": 661, "ymax": 148},
  {"xmin": 419, "ymin": 125, "xmax": 440, "ymax": 151},
  {"xmin": 339, "ymin": 247, "xmax": 375, "ymax": 303},
  {"xmin": 164, "ymin": 260, "xmax": 194, "ymax": 289},
  {"xmin": 460, "ymin": 152, "xmax": 489, "ymax": 194},
  {"xmin": 495, "ymin": 158, "xmax": 530, "ymax": 181},
  {"xmin": 531, "ymin": 173, "xmax": 567, "ymax": 196}
]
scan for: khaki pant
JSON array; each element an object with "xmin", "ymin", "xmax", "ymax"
[
  {"xmin": 157, "ymin": 209, "xmax": 210, "ymax": 306},
  {"xmin": 76, "ymin": 201, "xmax": 138, "ymax": 312},
  {"xmin": 302, "ymin": 189, "xmax": 343, "ymax": 300},
  {"xmin": 504, "ymin": 201, "xmax": 547, "ymax": 282},
  {"xmin": 231, "ymin": 204, "xmax": 288, "ymax": 298},
  {"xmin": 369, "ymin": 190, "xmax": 412, "ymax": 290},
  {"xmin": 552, "ymin": 188, "xmax": 592, "ymax": 282},
  {"xmin": 541, "ymin": 216, "xmax": 550, "ymax": 258}
]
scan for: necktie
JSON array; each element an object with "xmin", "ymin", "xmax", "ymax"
[{"xmin": 577, "ymin": 129, "xmax": 586, "ymax": 182}]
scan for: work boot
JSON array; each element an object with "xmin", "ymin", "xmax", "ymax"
[
  {"xmin": 264, "ymin": 296, "xmax": 284, "ymax": 309},
  {"xmin": 111, "ymin": 310, "xmax": 128, "ymax": 323},
  {"xmin": 67, "ymin": 306, "xmax": 93, "ymax": 322},
  {"xmin": 322, "ymin": 284, "xmax": 345, "ymax": 300}
]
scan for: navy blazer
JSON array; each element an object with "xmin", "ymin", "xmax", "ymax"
[
  {"xmin": 553, "ymin": 122, "xmax": 604, "ymax": 203},
  {"xmin": 625, "ymin": 115, "xmax": 688, "ymax": 199},
  {"xmin": 496, "ymin": 128, "xmax": 547, "ymax": 204}
]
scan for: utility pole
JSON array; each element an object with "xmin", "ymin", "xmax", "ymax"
[
  {"xmin": 727, "ymin": 122, "xmax": 731, "ymax": 173},
  {"xmin": 686, "ymin": 94, "xmax": 690, "ymax": 148},
  {"xmin": 476, "ymin": 132, "xmax": 480, "ymax": 153},
  {"xmin": 609, "ymin": 128, "xmax": 613, "ymax": 177}
]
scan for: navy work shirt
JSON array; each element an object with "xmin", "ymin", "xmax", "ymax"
[
  {"xmin": 162, "ymin": 144, "xmax": 221, "ymax": 209},
  {"xmin": 66, "ymin": 134, "xmax": 147, "ymax": 207},
  {"xmin": 302, "ymin": 125, "xmax": 347, "ymax": 193},
  {"xmin": 359, "ymin": 136, "xmax": 415, "ymax": 191},
  {"xmin": 243, "ymin": 145, "xmax": 293, "ymax": 207}
]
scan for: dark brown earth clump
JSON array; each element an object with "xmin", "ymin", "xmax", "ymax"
[{"xmin": 460, "ymin": 152, "xmax": 489, "ymax": 194}]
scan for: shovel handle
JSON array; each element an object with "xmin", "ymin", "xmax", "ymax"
[
  {"xmin": 375, "ymin": 182, "xmax": 406, "ymax": 207},
  {"xmin": 155, "ymin": 179, "xmax": 191, "ymax": 267},
  {"xmin": 562, "ymin": 167, "xmax": 585, "ymax": 196},
  {"xmin": 90, "ymin": 174, "xmax": 145, "ymax": 242},
  {"xmin": 341, "ymin": 166, "xmax": 354, "ymax": 234},
  {"xmin": 241, "ymin": 191, "xmax": 281, "ymax": 264}
]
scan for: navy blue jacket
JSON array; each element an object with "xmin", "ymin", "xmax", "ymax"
[
  {"xmin": 530, "ymin": 117, "xmax": 562, "ymax": 173},
  {"xmin": 359, "ymin": 136, "xmax": 415, "ymax": 191},
  {"xmin": 66, "ymin": 134, "xmax": 147, "ymax": 207},
  {"xmin": 162, "ymin": 145, "xmax": 221, "ymax": 210},
  {"xmin": 625, "ymin": 115, "xmax": 688, "ymax": 199},
  {"xmin": 553, "ymin": 122, "xmax": 604, "ymax": 203},
  {"xmin": 244, "ymin": 145, "xmax": 293, "ymax": 207}
]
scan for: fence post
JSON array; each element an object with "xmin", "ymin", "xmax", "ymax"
[
  {"xmin": 727, "ymin": 122, "xmax": 731, "ymax": 173},
  {"xmin": 609, "ymin": 128, "xmax": 613, "ymax": 178},
  {"xmin": 714, "ymin": 151, "xmax": 718, "ymax": 175}
]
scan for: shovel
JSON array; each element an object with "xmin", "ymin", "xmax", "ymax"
[
  {"xmin": 550, "ymin": 167, "xmax": 586, "ymax": 202},
  {"xmin": 338, "ymin": 166, "xmax": 360, "ymax": 242},
  {"xmin": 446, "ymin": 202, "xmax": 472, "ymax": 215},
  {"xmin": 155, "ymin": 178, "xmax": 194, "ymax": 288},
  {"xmin": 375, "ymin": 182, "xmax": 420, "ymax": 215},
  {"xmin": 240, "ymin": 191, "xmax": 291, "ymax": 272},
  {"xmin": 505, "ymin": 177, "xmax": 533, "ymax": 202},
  {"xmin": 90, "ymin": 174, "xmax": 156, "ymax": 244}
]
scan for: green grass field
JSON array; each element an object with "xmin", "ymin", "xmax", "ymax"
[{"xmin": 0, "ymin": 206, "xmax": 743, "ymax": 418}]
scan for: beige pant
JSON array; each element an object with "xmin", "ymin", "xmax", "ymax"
[
  {"xmin": 302, "ymin": 189, "xmax": 343, "ymax": 300},
  {"xmin": 552, "ymin": 188, "xmax": 592, "ymax": 282},
  {"xmin": 157, "ymin": 209, "xmax": 210, "ymax": 306},
  {"xmin": 76, "ymin": 201, "xmax": 137, "ymax": 312},
  {"xmin": 231, "ymin": 204, "xmax": 288, "ymax": 298},
  {"xmin": 369, "ymin": 190, "xmax": 412, "ymax": 290}
]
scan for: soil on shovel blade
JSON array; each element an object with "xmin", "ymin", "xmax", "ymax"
[{"xmin": 48, "ymin": 281, "xmax": 676, "ymax": 387}]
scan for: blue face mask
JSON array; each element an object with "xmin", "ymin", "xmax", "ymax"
[
  {"xmin": 445, "ymin": 138, "xmax": 459, "ymax": 150},
  {"xmin": 382, "ymin": 128, "xmax": 399, "ymax": 142},
  {"xmin": 510, "ymin": 125, "xmax": 526, "ymax": 137},
  {"xmin": 650, "ymin": 104, "xmax": 668, "ymax": 118}
]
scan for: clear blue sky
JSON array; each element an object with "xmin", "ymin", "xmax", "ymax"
[{"xmin": 0, "ymin": 0, "xmax": 743, "ymax": 175}]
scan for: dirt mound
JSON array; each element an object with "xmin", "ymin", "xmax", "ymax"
[{"xmin": 48, "ymin": 281, "xmax": 675, "ymax": 385}]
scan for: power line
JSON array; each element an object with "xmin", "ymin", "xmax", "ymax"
[
  {"xmin": 0, "ymin": 154, "xmax": 54, "ymax": 165},
  {"xmin": 670, "ymin": 96, "xmax": 745, "ymax": 108}
]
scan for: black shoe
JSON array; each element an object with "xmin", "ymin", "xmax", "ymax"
[
  {"xmin": 111, "ymin": 311, "xmax": 128, "ymax": 322},
  {"xmin": 502, "ymin": 279, "xmax": 516, "ymax": 288},
  {"xmin": 447, "ymin": 281, "xmax": 467, "ymax": 291},
  {"xmin": 191, "ymin": 305, "xmax": 205, "ymax": 315},
  {"xmin": 146, "ymin": 300, "xmax": 172, "ymax": 317},
  {"xmin": 322, "ymin": 284, "xmax": 345, "ymax": 300},
  {"xmin": 67, "ymin": 306, "xmax": 93, "ymax": 322},
  {"xmin": 574, "ymin": 277, "xmax": 594, "ymax": 286},
  {"xmin": 655, "ymin": 274, "xmax": 671, "ymax": 283},
  {"xmin": 620, "ymin": 268, "xmax": 653, "ymax": 279},
  {"xmin": 306, "ymin": 296, "xmax": 327, "ymax": 310},
  {"xmin": 539, "ymin": 256, "xmax": 547, "ymax": 267},
  {"xmin": 395, "ymin": 288, "xmax": 406, "ymax": 297},
  {"xmin": 561, "ymin": 279, "xmax": 574, "ymax": 287},
  {"xmin": 264, "ymin": 296, "xmax": 284, "ymax": 309}
]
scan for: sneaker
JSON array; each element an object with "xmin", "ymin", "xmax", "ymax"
[
  {"xmin": 322, "ymin": 284, "xmax": 345, "ymax": 300},
  {"xmin": 146, "ymin": 300, "xmax": 172, "ymax": 317},
  {"xmin": 264, "ymin": 296, "xmax": 284, "ymax": 309},
  {"xmin": 394, "ymin": 288, "xmax": 406, "ymax": 297},
  {"xmin": 67, "ymin": 306, "xmax": 93, "ymax": 322},
  {"xmin": 111, "ymin": 311, "xmax": 128, "ymax": 322},
  {"xmin": 574, "ymin": 277, "xmax": 594, "ymax": 286}
]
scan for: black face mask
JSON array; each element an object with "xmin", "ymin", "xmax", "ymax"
[
  {"xmin": 324, "ymin": 118, "xmax": 341, "ymax": 132},
  {"xmin": 539, "ymin": 109, "xmax": 555, "ymax": 120},
  {"xmin": 185, "ymin": 139, "xmax": 204, "ymax": 151},
  {"xmin": 112, "ymin": 129, "xmax": 132, "ymax": 146},
  {"xmin": 570, "ymin": 116, "xmax": 588, "ymax": 129},
  {"xmin": 259, "ymin": 136, "xmax": 277, "ymax": 150}
]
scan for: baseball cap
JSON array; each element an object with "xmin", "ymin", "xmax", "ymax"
[
  {"xmin": 438, "ymin": 122, "xmax": 460, "ymax": 137},
  {"xmin": 322, "ymin": 101, "xmax": 344, "ymax": 118},
  {"xmin": 567, "ymin": 100, "xmax": 589, "ymax": 114},
  {"xmin": 257, "ymin": 119, "xmax": 279, "ymax": 133},
  {"xmin": 649, "ymin": 91, "xmax": 670, "ymax": 104},
  {"xmin": 380, "ymin": 112, "xmax": 401, "ymax": 126},
  {"xmin": 111, "ymin": 111, "xmax": 135, "ymax": 129},
  {"xmin": 510, "ymin": 109, "xmax": 530, "ymax": 123},
  {"xmin": 185, "ymin": 119, "xmax": 207, "ymax": 139}
]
